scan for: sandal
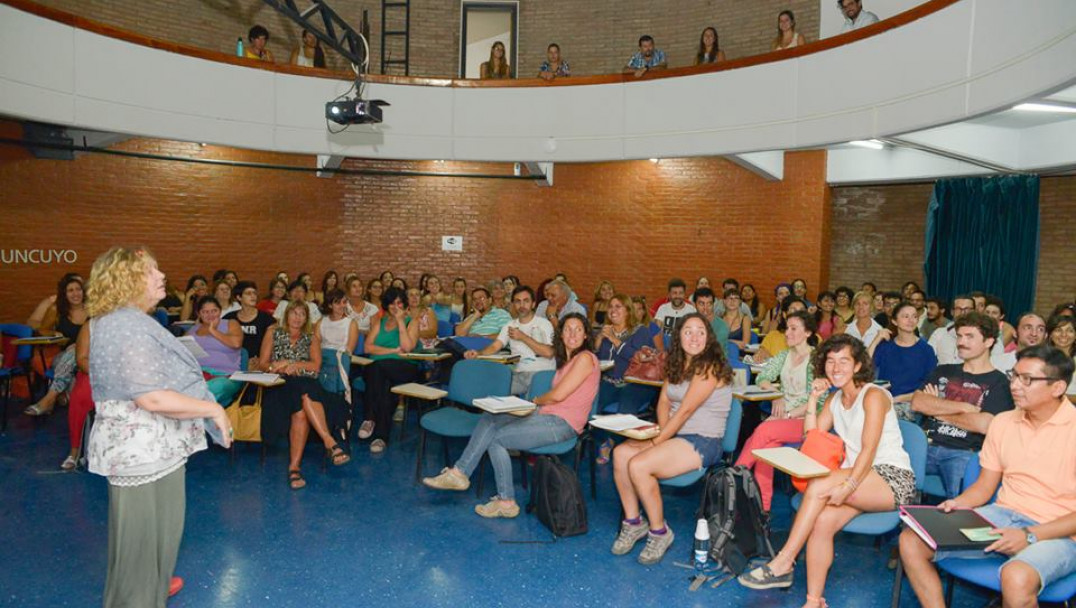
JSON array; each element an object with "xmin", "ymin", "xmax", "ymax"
[
  {"xmin": 60, "ymin": 455, "xmax": 77, "ymax": 471},
  {"xmin": 24, "ymin": 403, "xmax": 53, "ymax": 416},
  {"xmin": 288, "ymin": 469, "xmax": 306, "ymax": 490},
  {"xmin": 596, "ymin": 438, "xmax": 613, "ymax": 465},
  {"xmin": 328, "ymin": 444, "xmax": 350, "ymax": 466},
  {"xmin": 805, "ymin": 594, "xmax": 828, "ymax": 608}
]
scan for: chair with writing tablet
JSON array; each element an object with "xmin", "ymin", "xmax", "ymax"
[
  {"xmin": 659, "ymin": 398, "xmax": 744, "ymax": 489},
  {"xmin": 0, "ymin": 323, "xmax": 33, "ymax": 432}
]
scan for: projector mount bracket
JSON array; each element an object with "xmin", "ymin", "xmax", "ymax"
[{"xmin": 261, "ymin": 0, "xmax": 368, "ymax": 70}]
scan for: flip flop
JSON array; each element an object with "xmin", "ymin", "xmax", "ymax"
[{"xmin": 288, "ymin": 470, "xmax": 306, "ymax": 490}]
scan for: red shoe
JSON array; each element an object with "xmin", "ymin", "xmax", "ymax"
[{"xmin": 168, "ymin": 577, "xmax": 184, "ymax": 598}]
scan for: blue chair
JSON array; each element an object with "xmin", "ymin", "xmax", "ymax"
[
  {"xmin": 414, "ymin": 360, "xmax": 511, "ymax": 484},
  {"xmin": 452, "ymin": 336, "xmax": 493, "ymax": 351},
  {"xmin": 659, "ymin": 398, "xmax": 744, "ymax": 488},
  {"xmin": 436, "ymin": 320, "xmax": 454, "ymax": 338},
  {"xmin": 790, "ymin": 420, "xmax": 928, "ymax": 538},
  {"xmin": 601, "ymin": 382, "xmax": 660, "ymax": 416},
  {"xmin": 152, "ymin": 308, "xmax": 170, "ymax": 327},
  {"xmin": 0, "ymin": 323, "xmax": 33, "ymax": 431}
]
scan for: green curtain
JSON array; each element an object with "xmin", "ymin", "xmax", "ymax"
[{"xmin": 923, "ymin": 175, "xmax": 1040, "ymax": 317}]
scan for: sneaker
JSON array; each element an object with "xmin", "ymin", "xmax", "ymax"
[
  {"xmin": 60, "ymin": 455, "xmax": 77, "ymax": 471},
  {"xmin": 370, "ymin": 439, "xmax": 386, "ymax": 454},
  {"xmin": 737, "ymin": 563, "xmax": 794, "ymax": 590},
  {"xmin": 423, "ymin": 467, "xmax": 470, "ymax": 491},
  {"xmin": 637, "ymin": 526, "xmax": 675, "ymax": 565},
  {"xmin": 358, "ymin": 420, "xmax": 374, "ymax": 440},
  {"xmin": 393, "ymin": 404, "xmax": 405, "ymax": 422},
  {"xmin": 474, "ymin": 498, "xmax": 520, "ymax": 519},
  {"xmin": 611, "ymin": 517, "xmax": 650, "ymax": 555}
]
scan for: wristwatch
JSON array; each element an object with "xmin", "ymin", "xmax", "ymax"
[{"xmin": 1023, "ymin": 527, "xmax": 1038, "ymax": 544}]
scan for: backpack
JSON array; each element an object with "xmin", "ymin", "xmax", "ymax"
[
  {"xmin": 528, "ymin": 455, "xmax": 587, "ymax": 537},
  {"xmin": 698, "ymin": 465, "xmax": 775, "ymax": 575}
]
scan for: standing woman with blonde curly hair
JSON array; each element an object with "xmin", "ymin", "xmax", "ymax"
[{"xmin": 84, "ymin": 246, "xmax": 232, "ymax": 607}]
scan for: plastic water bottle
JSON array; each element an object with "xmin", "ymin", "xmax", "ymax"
[
  {"xmin": 236, "ymin": 37, "xmax": 244, "ymax": 57},
  {"xmin": 693, "ymin": 518, "xmax": 711, "ymax": 571}
]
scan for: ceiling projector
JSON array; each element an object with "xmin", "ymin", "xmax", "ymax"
[{"xmin": 326, "ymin": 98, "xmax": 390, "ymax": 125}]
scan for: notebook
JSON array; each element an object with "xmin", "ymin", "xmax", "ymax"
[
  {"xmin": 472, "ymin": 395, "xmax": 537, "ymax": 414},
  {"xmin": 898, "ymin": 506, "xmax": 998, "ymax": 551},
  {"xmin": 590, "ymin": 414, "xmax": 661, "ymax": 440}
]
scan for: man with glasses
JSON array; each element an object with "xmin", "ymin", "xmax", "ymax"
[
  {"xmin": 464, "ymin": 286, "xmax": 554, "ymax": 395},
  {"xmin": 912, "ymin": 312, "xmax": 1013, "ymax": 498},
  {"xmin": 929, "ymin": 294, "xmax": 1004, "ymax": 365},
  {"xmin": 900, "ymin": 345, "xmax": 1076, "ymax": 608},
  {"xmin": 838, "ymin": 0, "xmax": 879, "ymax": 33},
  {"xmin": 991, "ymin": 313, "xmax": 1048, "ymax": 373}
]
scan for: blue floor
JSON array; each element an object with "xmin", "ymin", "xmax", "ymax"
[{"xmin": 0, "ymin": 403, "xmax": 997, "ymax": 608}]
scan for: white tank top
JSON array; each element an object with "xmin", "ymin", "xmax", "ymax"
[
  {"xmin": 296, "ymin": 51, "xmax": 315, "ymax": 67},
  {"xmin": 830, "ymin": 383, "xmax": 911, "ymax": 471},
  {"xmin": 319, "ymin": 316, "xmax": 352, "ymax": 351}
]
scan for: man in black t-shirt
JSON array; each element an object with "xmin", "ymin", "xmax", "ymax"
[
  {"xmin": 911, "ymin": 312, "xmax": 1013, "ymax": 498},
  {"xmin": 223, "ymin": 281, "xmax": 276, "ymax": 368}
]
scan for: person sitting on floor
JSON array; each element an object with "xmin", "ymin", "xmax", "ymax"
[
  {"xmin": 611, "ymin": 313, "xmax": 734, "ymax": 565},
  {"xmin": 899, "ymin": 345, "xmax": 1076, "ymax": 608},
  {"xmin": 422, "ymin": 312, "xmax": 599, "ymax": 519}
]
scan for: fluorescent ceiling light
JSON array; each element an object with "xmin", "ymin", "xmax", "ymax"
[
  {"xmin": 1013, "ymin": 103, "xmax": 1076, "ymax": 114},
  {"xmin": 848, "ymin": 139, "xmax": 884, "ymax": 150}
]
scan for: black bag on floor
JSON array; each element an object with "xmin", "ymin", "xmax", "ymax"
[
  {"xmin": 698, "ymin": 465, "xmax": 775, "ymax": 575},
  {"xmin": 529, "ymin": 455, "xmax": 587, "ymax": 537}
]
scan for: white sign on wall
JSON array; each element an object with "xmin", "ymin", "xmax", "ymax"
[
  {"xmin": 442, "ymin": 236, "xmax": 464, "ymax": 252},
  {"xmin": 1, "ymin": 249, "xmax": 79, "ymax": 264}
]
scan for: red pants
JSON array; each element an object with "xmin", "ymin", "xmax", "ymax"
[
  {"xmin": 68, "ymin": 371, "xmax": 94, "ymax": 450},
  {"xmin": 734, "ymin": 417, "xmax": 805, "ymax": 511}
]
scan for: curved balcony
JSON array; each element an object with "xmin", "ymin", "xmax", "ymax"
[{"xmin": 2, "ymin": 0, "xmax": 1075, "ymax": 162}]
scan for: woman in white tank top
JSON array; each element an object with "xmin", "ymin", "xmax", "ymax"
[{"xmin": 739, "ymin": 334, "xmax": 914, "ymax": 608}]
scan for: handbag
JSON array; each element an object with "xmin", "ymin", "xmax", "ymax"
[
  {"xmin": 793, "ymin": 429, "xmax": 845, "ymax": 493},
  {"xmin": 225, "ymin": 383, "xmax": 263, "ymax": 443},
  {"xmin": 623, "ymin": 346, "xmax": 666, "ymax": 382}
]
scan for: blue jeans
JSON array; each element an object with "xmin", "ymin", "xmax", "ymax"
[
  {"xmin": 925, "ymin": 444, "xmax": 974, "ymax": 499},
  {"xmin": 455, "ymin": 413, "xmax": 576, "ymax": 501},
  {"xmin": 936, "ymin": 504, "xmax": 1076, "ymax": 592}
]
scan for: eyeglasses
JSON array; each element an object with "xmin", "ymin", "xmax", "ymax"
[{"xmin": 1006, "ymin": 370, "xmax": 1059, "ymax": 387}]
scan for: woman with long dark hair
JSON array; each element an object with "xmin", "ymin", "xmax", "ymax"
[
  {"xmin": 773, "ymin": 10, "xmax": 806, "ymax": 50},
  {"xmin": 24, "ymin": 275, "xmax": 88, "ymax": 416},
  {"xmin": 480, "ymin": 41, "xmax": 511, "ymax": 79},
  {"xmin": 290, "ymin": 29, "xmax": 326, "ymax": 68},
  {"xmin": 611, "ymin": 313, "xmax": 734, "ymax": 565},
  {"xmin": 695, "ymin": 26, "xmax": 726, "ymax": 64}
]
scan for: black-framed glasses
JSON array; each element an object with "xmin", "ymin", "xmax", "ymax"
[{"xmin": 1006, "ymin": 370, "xmax": 1060, "ymax": 387}]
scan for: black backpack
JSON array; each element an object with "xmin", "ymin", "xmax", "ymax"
[
  {"xmin": 528, "ymin": 455, "xmax": 587, "ymax": 537},
  {"xmin": 698, "ymin": 465, "xmax": 775, "ymax": 575}
]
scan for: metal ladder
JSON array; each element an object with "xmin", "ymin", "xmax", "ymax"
[{"xmin": 380, "ymin": 0, "xmax": 411, "ymax": 75}]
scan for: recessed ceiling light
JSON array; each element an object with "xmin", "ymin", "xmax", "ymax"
[
  {"xmin": 1013, "ymin": 103, "xmax": 1076, "ymax": 114},
  {"xmin": 848, "ymin": 139, "xmax": 885, "ymax": 150}
]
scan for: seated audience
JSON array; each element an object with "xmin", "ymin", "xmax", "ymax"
[
  {"xmin": 244, "ymin": 25, "xmax": 275, "ymax": 62},
  {"xmin": 611, "ymin": 314, "xmax": 733, "ymax": 564},
  {"xmin": 919, "ymin": 297, "xmax": 947, "ymax": 341},
  {"xmin": 909, "ymin": 289, "xmax": 927, "ymax": 323},
  {"xmin": 813, "ymin": 291, "xmax": 845, "ymax": 340},
  {"xmin": 970, "ymin": 291, "xmax": 987, "ymax": 313},
  {"xmin": 290, "ymin": 29, "xmax": 326, "ymax": 68},
  {"xmin": 480, "ymin": 41, "xmax": 511, "ymax": 80},
  {"xmin": 839, "ymin": 0, "xmax": 879, "ymax": 32},
  {"xmin": 834, "ymin": 286, "xmax": 855, "ymax": 324},
  {"xmin": 899, "ymin": 345, "xmax": 1076, "ymax": 608},
  {"xmin": 345, "ymin": 276, "xmax": 380, "ymax": 338},
  {"xmin": 318, "ymin": 288, "xmax": 360, "ymax": 355},
  {"xmin": 159, "ymin": 277, "xmax": 184, "ymax": 320},
  {"xmin": 930, "ymin": 294, "xmax": 1004, "ymax": 365},
  {"xmin": 501, "ymin": 275, "xmax": 520, "ymax": 297},
  {"xmin": 872, "ymin": 292, "xmax": 886, "ymax": 318},
  {"xmin": 696, "ymin": 27, "xmax": 726, "ymax": 64},
  {"xmin": 422, "ymin": 275, "xmax": 453, "ymax": 322},
  {"xmin": 24, "ymin": 274, "xmax": 87, "ymax": 416},
  {"xmin": 213, "ymin": 269, "xmax": 238, "ymax": 289},
  {"xmin": 591, "ymin": 280, "xmax": 615, "ymax": 326},
  {"xmin": 258, "ymin": 278, "xmax": 287, "ymax": 315},
  {"xmin": 216, "ymin": 281, "xmax": 239, "ymax": 317},
  {"xmin": 449, "ymin": 277, "xmax": 468, "ymax": 318},
  {"xmin": 735, "ymin": 311, "xmax": 820, "ymax": 512},
  {"xmin": 992, "ymin": 313, "xmax": 1046, "ymax": 373},
  {"xmin": 742, "ymin": 283, "xmax": 768, "ymax": 330},
  {"xmin": 273, "ymin": 279, "xmax": 322, "ymax": 324},
  {"xmin": 873, "ymin": 291, "xmax": 901, "ymax": 327},
  {"xmin": 538, "ymin": 43, "xmax": 570, "ymax": 80},
  {"xmin": 187, "ymin": 296, "xmax": 243, "ymax": 404},
  {"xmin": 861, "ymin": 281, "xmax": 877, "ymax": 298},
  {"xmin": 694, "ymin": 288, "xmax": 729, "ymax": 347},
  {"xmin": 367, "ymin": 278, "xmax": 385, "ymax": 310},
  {"xmin": 654, "ymin": 278, "xmax": 697, "ymax": 337},
  {"xmin": 739, "ymin": 335, "xmax": 915, "ymax": 606},
  {"xmin": 773, "ymin": 10, "xmax": 806, "ymax": 50},
  {"xmin": 714, "ymin": 278, "xmax": 752, "ymax": 319},
  {"xmin": 844, "ymin": 290, "xmax": 883, "ymax": 349},
  {"xmin": 465, "ymin": 286, "xmax": 554, "ymax": 395},
  {"xmin": 258, "ymin": 301, "xmax": 350, "ymax": 489},
  {"xmin": 488, "ymin": 280, "xmax": 510, "ymax": 313},
  {"xmin": 179, "ymin": 274, "xmax": 209, "ymax": 321},
  {"xmin": 763, "ymin": 283, "xmax": 792, "ymax": 334},
  {"xmin": 792, "ymin": 278, "xmax": 813, "ymax": 309},
  {"xmin": 535, "ymin": 279, "xmax": 586, "ymax": 330},
  {"xmin": 757, "ymin": 297, "xmax": 809, "ymax": 361},
  {"xmin": 406, "ymin": 287, "xmax": 438, "ymax": 349},
  {"xmin": 1048, "ymin": 313, "xmax": 1076, "ymax": 397},
  {"xmin": 624, "ymin": 34, "xmax": 667, "ymax": 78},
  {"xmin": 633, "ymin": 296, "xmax": 665, "ymax": 351},
  {"xmin": 722, "ymin": 289, "xmax": 754, "ymax": 350},
  {"xmin": 423, "ymin": 313, "xmax": 599, "ymax": 518},
  {"xmin": 912, "ymin": 312, "xmax": 1012, "ymax": 498},
  {"xmin": 870, "ymin": 301, "xmax": 937, "ymax": 411},
  {"xmin": 313, "ymin": 270, "xmax": 338, "ymax": 306},
  {"xmin": 379, "ymin": 270, "xmax": 394, "ymax": 286},
  {"xmin": 455, "ymin": 287, "xmax": 511, "ymax": 338},
  {"xmin": 983, "ymin": 295, "xmax": 1015, "ymax": 349},
  {"xmin": 224, "ymin": 281, "xmax": 276, "ymax": 369},
  {"xmin": 359, "ymin": 287, "xmax": 420, "ymax": 453}
]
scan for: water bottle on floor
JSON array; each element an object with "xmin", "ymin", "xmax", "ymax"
[{"xmin": 693, "ymin": 518, "xmax": 710, "ymax": 572}]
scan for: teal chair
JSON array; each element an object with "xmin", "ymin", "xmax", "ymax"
[
  {"xmin": 414, "ymin": 360, "xmax": 511, "ymax": 483},
  {"xmin": 0, "ymin": 323, "xmax": 33, "ymax": 431}
]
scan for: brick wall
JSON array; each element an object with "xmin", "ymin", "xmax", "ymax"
[
  {"xmin": 830, "ymin": 179, "xmax": 1076, "ymax": 317},
  {"xmin": 0, "ymin": 129, "xmax": 831, "ymax": 320},
  {"xmin": 30, "ymin": 0, "xmax": 821, "ymax": 77}
]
